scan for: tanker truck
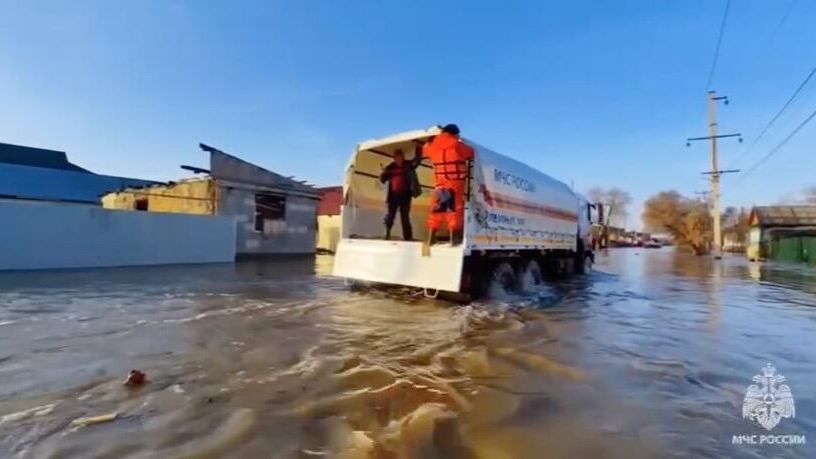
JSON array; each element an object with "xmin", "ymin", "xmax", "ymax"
[{"xmin": 332, "ymin": 126, "xmax": 596, "ymax": 299}]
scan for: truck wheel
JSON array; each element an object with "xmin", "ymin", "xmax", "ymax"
[
  {"xmin": 488, "ymin": 262, "xmax": 516, "ymax": 298},
  {"xmin": 575, "ymin": 253, "xmax": 592, "ymax": 274},
  {"xmin": 517, "ymin": 259, "xmax": 543, "ymax": 292}
]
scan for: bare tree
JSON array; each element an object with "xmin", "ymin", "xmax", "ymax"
[
  {"xmin": 586, "ymin": 186, "xmax": 632, "ymax": 228},
  {"xmin": 642, "ymin": 190, "xmax": 712, "ymax": 255},
  {"xmin": 735, "ymin": 208, "xmax": 750, "ymax": 244},
  {"xmin": 777, "ymin": 187, "xmax": 816, "ymax": 204}
]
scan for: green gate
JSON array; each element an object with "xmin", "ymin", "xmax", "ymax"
[
  {"xmin": 803, "ymin": 236, "xmax": 816, "ymax": 266},
  {"xmin": 769, "ymin": 234, "xmax": 816, "ymax": 266}
]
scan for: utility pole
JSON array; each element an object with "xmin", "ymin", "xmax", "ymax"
[
  {"xmin": 708, "ymin": 92, "xmax": 725, "ymax": 258},
  {"xmin": 686, "ymin": 90, "xmax": 742, "ymax": 258}
]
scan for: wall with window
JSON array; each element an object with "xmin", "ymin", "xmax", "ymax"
[
  {"xmin": 254, "ymin": 193, "xmax": 286, "ymax": 232},
  {"xmin": 218, "ymin": 184, "xmax": 317, "ymax": 255}
]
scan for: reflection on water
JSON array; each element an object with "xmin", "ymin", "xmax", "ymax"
[{"xmin": 1, "ymin": 249, "xmax": 814, "ymax": 458}]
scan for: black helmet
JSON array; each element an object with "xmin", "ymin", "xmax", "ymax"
[{"xmin": 440, "ymin": 124, "xmax": 460, "ymax": 136}]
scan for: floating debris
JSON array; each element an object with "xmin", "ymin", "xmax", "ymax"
[
  {"xmin": 70, "ymin": 412, "xmax": 118, "ymax": 428},
  {"xmin": 124, "ymin": 369, "xmax": 147, "ymax": 387}
]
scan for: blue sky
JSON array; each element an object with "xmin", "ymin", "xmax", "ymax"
[{"xmin": 1, "ymin": 0, "xmax": 814, "ymax": 226}]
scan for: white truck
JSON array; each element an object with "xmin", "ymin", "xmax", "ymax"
[{"xmin": 332, "ymin": 126, "xmax": 595, "ymax": 299}]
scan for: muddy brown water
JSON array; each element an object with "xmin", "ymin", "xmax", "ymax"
[{"xmin": 0, "ymin": 249, "xmax": 814, "ymax": 458}]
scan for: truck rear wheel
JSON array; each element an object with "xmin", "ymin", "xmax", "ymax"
[
  {"xmin": 574, "ymin": 239, "xmax": 592, "ymax": 274},
  {"xmin": 517, "ymin": 259, "xmax": 543, "ymax": 292},
  {"xmin": 487, "ymin": 261, "xmax": 516, "ymax": 298},
  {"xmin": 575, "ymin": 253, "xmax": 592, "ymax": 274}
]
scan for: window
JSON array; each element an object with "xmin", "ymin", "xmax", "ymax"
[
  {"xmin": 135, "ymin": 198, "xmax": 149, "ymax": 211},
  {"xmin": 254, "ymin": 193, "xmax": 286, "ymax": 232}
]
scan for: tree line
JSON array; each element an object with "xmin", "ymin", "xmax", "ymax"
[{"xmin": 586, "ymin": 186, "xmax": 753, "ymax": 255}]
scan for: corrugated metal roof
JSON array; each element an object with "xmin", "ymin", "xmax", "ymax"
[
  {"xmin": 751, "ymin": 206, "xmax": 816, "ymax": 227},
  {"xmin": 203, "ymin": 144, "xmax": 318, "ymax": 197},
  {"xmin": 0, "ymin": 142, "xmax": 89, "ymax": 172},
  {"xmin": 0, "ymin": 163, "xmax": 158, "ymax": 204}
]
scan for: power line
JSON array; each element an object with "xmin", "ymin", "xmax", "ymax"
[
  {"xmin": 730, "ymin": 64, "xmax": 816, "ymax": 167},
  {"xmin": 769, "ymin": 0, "xmax": 798, "ymax": 41},
  {"xmin": 736, "ymin": 104, "xmax": 816, "ymax": 184},
  {"xmin": 705, "ymin": 0, "xmax": 732, "ymax": 90}
]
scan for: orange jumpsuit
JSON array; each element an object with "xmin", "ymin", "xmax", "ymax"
[{"xmin": 422, "ymin": 132, "xmax": 475, "ymax": 233}]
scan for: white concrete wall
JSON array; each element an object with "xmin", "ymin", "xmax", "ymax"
[{"xmin": 0, "ymin": 200, "xmax": 237, "ymax": 271}]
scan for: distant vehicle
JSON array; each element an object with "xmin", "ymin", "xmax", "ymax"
[
  {"xmin": 643, "ymin": 238, "xmax": 662, "ymax": 248},
  {"xmin": 332, "ymin": 126, "xmax": 597, "ymax": 299}
]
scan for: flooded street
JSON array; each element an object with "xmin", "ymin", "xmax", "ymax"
[{"xmin": 1, "ymin": 248, "xmax": 814, "ymax": 458}]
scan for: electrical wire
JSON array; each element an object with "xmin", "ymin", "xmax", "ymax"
[
  {"xmin": 769, "ymin": 0, "xmax": 798, "ymax": 41},
  {"xmin": 730, "ymin": 64, "xmax": 816, "ymax": 167},
  {"xmin": 735, "ymin": 104, "xmax": 816, "ymax": 184},
  {"xmin": 705, "ymin": 0, "xmax": 732, "ymax": 90}
]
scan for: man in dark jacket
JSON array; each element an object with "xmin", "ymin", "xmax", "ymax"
[{"xmin": 380, "ymin": 147, "xmax": 422, "ymax": 240}]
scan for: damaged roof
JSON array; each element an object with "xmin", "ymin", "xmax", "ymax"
[{"xmin": 200, "ymin": 143, "xmax": 318, "ymax": 197}]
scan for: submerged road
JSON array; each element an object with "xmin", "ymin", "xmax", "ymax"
[{"xmin": 0, "ymin": 249, "xmax": 814, "ymax": 458}]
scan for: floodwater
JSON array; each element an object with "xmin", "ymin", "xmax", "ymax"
[{"xmin": 0, "ymin": 249, "xmax": 814, "ymax": 459}]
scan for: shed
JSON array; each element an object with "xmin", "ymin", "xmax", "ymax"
[{"xmin": 747, "ymin": 205, "xmax": 816, "ymax": 265}]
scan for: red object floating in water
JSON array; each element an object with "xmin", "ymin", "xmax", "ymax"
[{"xmin": 124, "ymin": 369, "xmax": 147, "ymax": 386}]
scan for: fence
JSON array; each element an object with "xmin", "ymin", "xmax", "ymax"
[{"xmin": 0, "ymin": 200, "xmax": 236, "ymax": 271}]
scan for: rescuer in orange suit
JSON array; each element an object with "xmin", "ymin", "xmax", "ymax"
[{"xmin": 421, "ymin": 124, "xmax": 474, "ymax": 251}]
